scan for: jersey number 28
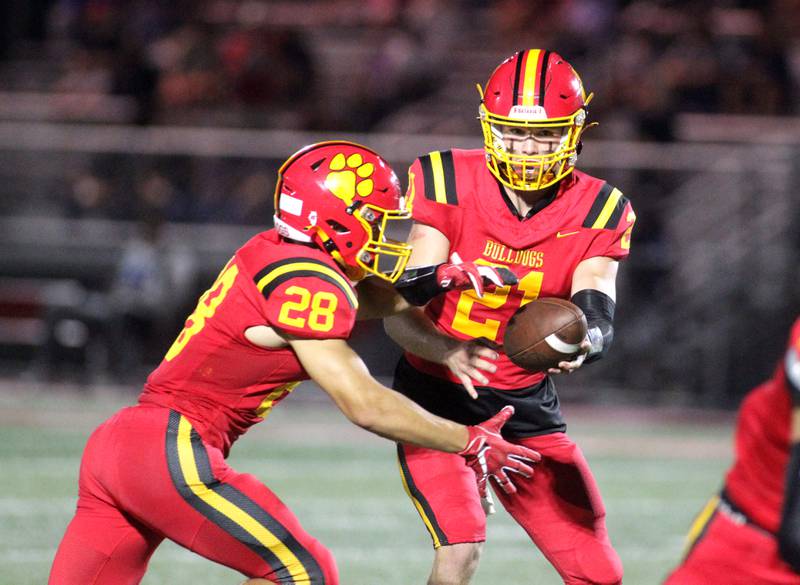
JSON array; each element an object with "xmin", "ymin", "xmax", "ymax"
[{"xmin": 277, "ymin": 286, "xmax": 339, "ymax": 332}]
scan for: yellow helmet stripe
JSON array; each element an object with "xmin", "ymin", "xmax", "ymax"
[{"xmin": 521, "ymin": 49, "xmax": 542, "ymax": 106}]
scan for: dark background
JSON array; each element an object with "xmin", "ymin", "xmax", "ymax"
[{"xmin": 0, "ymin": 0, "xmax": 798, "ymax": 407}]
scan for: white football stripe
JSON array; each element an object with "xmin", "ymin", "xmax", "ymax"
[{"xmin": 544, "ymin": 333, "xmax": 580, "ymax": 354}]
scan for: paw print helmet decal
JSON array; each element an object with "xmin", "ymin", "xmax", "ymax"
[{"xmin": 273, "ymin": 141, "xmax": 412, "ymax": 283}]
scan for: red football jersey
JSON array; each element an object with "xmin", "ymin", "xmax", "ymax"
[
  {"xmin": 725, "ymin": 318, "xmax": 800, "ymax": 533},
  {"xmin": 405, "ymin": 149, "xmax": 636, "ymax": 390},
  {"xmin": 139, "ymin": 230, "xmax": 358, "ymax": 454}
]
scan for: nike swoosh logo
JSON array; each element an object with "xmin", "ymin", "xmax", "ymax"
[{"xmin": 556, "ymin": 230, "xmax": 580, "ymax": 238}]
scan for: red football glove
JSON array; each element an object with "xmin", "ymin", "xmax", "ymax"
[
  {"xmin": 435, "ymin": 253, "xmax": 518, "ymax": 298},
  {"xmin": 458, "ymin": 406, "xmax": 541, "ymax": 495}
]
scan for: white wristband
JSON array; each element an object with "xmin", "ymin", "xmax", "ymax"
[{"xmin": 586, "ymin": 326, "xmax": 604, "ymax": 356}]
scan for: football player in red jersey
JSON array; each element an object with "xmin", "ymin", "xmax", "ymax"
[
  {"xmin": 382, "ymin": 50, "xmax": 635, "ymax": 584},
  {"xmin": 48, "ymin": 141, "xmax": 541, "ymax": 585},
  {"xmin": 664, "ymin": 318, "xmax": 800, "ymax": 584}
]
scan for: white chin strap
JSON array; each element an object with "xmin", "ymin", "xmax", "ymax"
[{"xmin": 274, "ymin": 215, "xmax": 313, "ymax": 243}]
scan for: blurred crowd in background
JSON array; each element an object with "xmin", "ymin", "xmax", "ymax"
[
  {"xmin": 1, "ymin": 0, "xmax": 798, "ymax": 223},
  {"xmin": 0, "ymin": 0, "xmax": 798, "ymax": 403},
  {"xmin": 0, "ymin": 0, "xmax": 796, "ymax": 128}
]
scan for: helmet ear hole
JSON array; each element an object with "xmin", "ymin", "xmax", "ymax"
[{"xmin": 326, "ymin": 219, "xmax": 350, "ymax": 234}]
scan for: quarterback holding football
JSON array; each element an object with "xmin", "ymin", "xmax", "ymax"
[{"xmin": 384, "ymin": 49, "xmax": 636, "ymax": 585}]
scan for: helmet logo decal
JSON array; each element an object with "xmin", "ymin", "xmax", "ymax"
[
  {"xmin": 325, "ymin": 153, "xmax": 375, "ymax": 206},
  {"xmin": 279, "ymin": 192, "xmax": 303, "ymax": 216},
  {"xmin": 510, "ymin": 105, "xmax": 547, "ymax": 120}
]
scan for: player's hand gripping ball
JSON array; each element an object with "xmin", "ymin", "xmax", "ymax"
[{"xmin": 503, "ymin": 298, "xmax": 588, "ymax": 372}]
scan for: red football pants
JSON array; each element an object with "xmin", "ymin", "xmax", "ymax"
[
  {"xmin": 49, "ymin": 405, "xmax": 337, "ymax": 585},
  {"xmin": 398, "ymin": 431, "xmax": 622, "ymax": 585},
  {"xmin": 664, "ymin": 496, "xmax": 800, "ymax": 585}
]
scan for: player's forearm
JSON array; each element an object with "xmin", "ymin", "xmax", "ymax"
[
  {"xmin": 384, "ymin": 307, "xmax": 460, "ymax": 364},
  {"xmin": 357, "ymin": 384, "xmax": 469, "ymax": 451},
  {"xmin": 323, "ymin": 364, "xmax": 467, "ymax": 451},
  {"xmin": 295, "ymin": 337, "xmax": 468, "ymax": 451},
  {"xmin": 355, "ymin": 277, "xmax": 411, "ymax": 320},
  {"xmin": 571, "ymin": 289, "xmax": 615, "ymax": 363}
]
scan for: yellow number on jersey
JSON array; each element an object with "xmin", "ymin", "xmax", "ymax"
[
  {"xmin": 278, "ymin": 286, "xmax": 339, "ymax": 332},
  {"xmin": 278, "ymin": 286, "xmax": 311, "ymax": 327},
  {"xmin": 620, "ymin": 210, "xmax": 636, "ymax": 250},
  {"xmin": 451, "ymin": 262, "xmax": 543, "ymax": 342},
  {"xmin": 309, "ymin": 291, "xmax": 338, "ymax": 331},
  {"xmin": 451, "ymin": 287, "xmax": 509, "ymax": 340},
  {"xmin": 165, "ymin": 261, "xmax": 239, "ymax": 361}
]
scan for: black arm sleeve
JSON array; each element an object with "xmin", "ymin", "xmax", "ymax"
[
  {"xmin": 571, "ymin": 289, "xmax": 615, "ymax": 364},
  {"xmin": 394, "ymin": 264, "xmax": 444, "ymax": 306},
  {"xmin": 779, "ymin": 437, "xmax": 800, "ymax": 573}
]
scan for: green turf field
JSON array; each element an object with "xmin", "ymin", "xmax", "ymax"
[{"xmin": 0, "ymin": 382, "xmax": 732, "ymax": 585}]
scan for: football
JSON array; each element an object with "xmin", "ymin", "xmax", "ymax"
[{"xmin": 503, "ymin": 298, "xmax": 588, "ymax": 372}]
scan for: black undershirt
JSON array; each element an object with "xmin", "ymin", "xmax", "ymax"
[{"xmin": 496, "ymin": 179, "xmax": 558, "ymax": 221}]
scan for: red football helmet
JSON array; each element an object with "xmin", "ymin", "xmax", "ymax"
[
  {"xmin": 478, "ymin": 49, "xmax": 594, "ymax": 190},
  {"xmin": 273, "ymin": 141, "xmax": 411, "ymax": 282}
]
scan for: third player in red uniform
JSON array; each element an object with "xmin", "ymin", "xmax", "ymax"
[
  {"xmin": 385, "ymin": 50, "xmax": 635, "ymax": 584},
  {"xmin": 48, "ymin": 142, "xmax": 539, "ymax": 585},
  {"xmin": 664, "ymin": 318, "xmax": 800, "ymax": 584}
]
